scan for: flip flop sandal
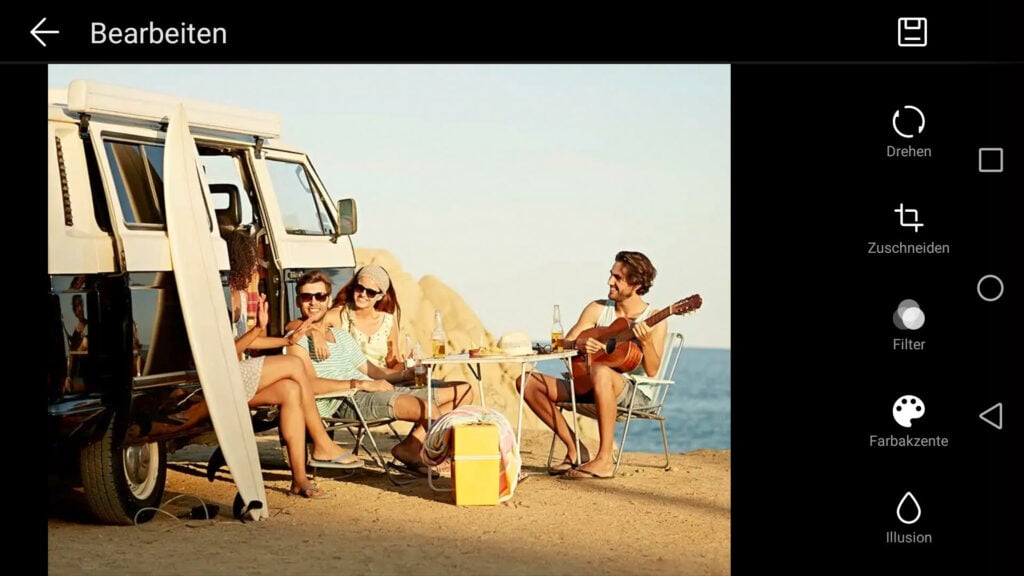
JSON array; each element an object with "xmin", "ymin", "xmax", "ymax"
[
  {"xmin": 387, "ymin": 460, "xmax": 429, "ymax": 478},
  {"xmin": 548, "ymin": 461, "xmax": 576, "ymax": 476},
  {"xmin": 548, "ymin": 455, "xmax": 591, "ymax": 476},
  {"xmin": 310, "ymin": 452, "xmax": 364, "ymax": 469},
  {"xmin": 289, "ymin": 484, "xmax": 330, "ymax": 499},
  {"xmin": 562, "ymin": 468, "xmax": 615, "ymax": 480}
]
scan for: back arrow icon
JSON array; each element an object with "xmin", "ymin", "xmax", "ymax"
[
  {"xmin": 979, "ymin": 403, "xmax": 1003, "ymax": 430},
  {"xmin": 31, "ymin": 17, "xmax": 60, "ymax": 47}
]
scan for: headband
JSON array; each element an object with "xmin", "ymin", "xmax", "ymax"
[{"xmin": 357, "ymin": 265, "xmax": 391, "ymax": 294}]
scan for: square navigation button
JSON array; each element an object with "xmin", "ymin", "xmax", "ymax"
[{"xmin": 979, "ymin": 148, "xmax": 1004, "ymax": 173}]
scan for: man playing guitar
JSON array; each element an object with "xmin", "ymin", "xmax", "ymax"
[{"xmin": 518, "ymin": 250, "xmax": 666, "ymax": 480}]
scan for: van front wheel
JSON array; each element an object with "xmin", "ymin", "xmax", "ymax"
[{"xmin": 79, "ymin": 421, "xmax": 167, "ymax": 525}]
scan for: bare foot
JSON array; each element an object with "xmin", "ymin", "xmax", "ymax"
[
  {"xmin": 564, "ymin": 456, "xmax": 614, "ymax": 480},
  {"xmin": 550, "ymin": 444, "xmax": 591, "ymax": 473},
  {"xmin": 548, "ymin": 460, "xmax": 574, "ymax": 474},
  {"xmin": 289, "ymin": 483, "xmax": 329, "ymax": 499},
  {"xmin": 391, "ymin": 440, "xmax": 423, "ymax": 469}
]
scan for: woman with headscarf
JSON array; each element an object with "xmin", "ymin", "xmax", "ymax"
[{"xmin": 309, "ymin": 264, "xmax": 405, "ymax": 371}]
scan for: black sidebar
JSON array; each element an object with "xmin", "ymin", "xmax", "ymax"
[{"xmin": 734, "ymin": 63, "xmax": 1020, "ymax": 573}]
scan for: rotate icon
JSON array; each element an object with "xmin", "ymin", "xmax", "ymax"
[{"xmin": 893, "ymin": 105, "xmax": 925, "ymax": 138}]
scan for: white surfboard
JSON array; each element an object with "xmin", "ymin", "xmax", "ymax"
[{"xmin": 163, "ymin": 104, "xmax": 268, "ymax": 521}]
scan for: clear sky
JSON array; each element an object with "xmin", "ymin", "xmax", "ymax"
[{"xmin": 49, "ymin": 64, "xmax": 731, "ymax": 349}]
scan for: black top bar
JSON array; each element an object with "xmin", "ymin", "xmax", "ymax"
[{"xmin": 3, "ymin": 7, "xmax": 1022, "ymax": 63}]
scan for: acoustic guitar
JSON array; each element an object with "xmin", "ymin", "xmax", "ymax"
[{"xmin": 565, "ymin": 294, "xmax": 702, "ymax": 384}]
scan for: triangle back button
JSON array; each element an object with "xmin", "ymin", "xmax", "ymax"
[{"xmin": 979, "ymin": 403, "xmax": 1003, "ymax": 430}]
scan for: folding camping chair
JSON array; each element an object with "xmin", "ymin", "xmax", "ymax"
[
  {"xmin": 547, "ymin": 332, "xmax": 686, "ymax": 475},
  {"xmin": 310, "ymin": 389, "xmax": 396, "ymax": 469},
  {"xmin": 307, "ymin": 389, "xmax": 427, "ymax": 486}
]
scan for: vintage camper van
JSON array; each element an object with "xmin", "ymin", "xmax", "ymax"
[{"xmin": 47, "ymin": 80, "xmax": 359, "ymax": 524}]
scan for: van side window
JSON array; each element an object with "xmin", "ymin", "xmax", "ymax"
[
  {"xmin": 266, "ymin": 160, "xmax": 333, "ymax": 236},
  {"xmin": 103, "ymin": 140, "xmax": 165, "ymax": 227}
]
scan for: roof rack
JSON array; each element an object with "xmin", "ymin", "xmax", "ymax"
[{"xmin": 62, "ymin": 79, "xmax": 281, "ymax": 139}]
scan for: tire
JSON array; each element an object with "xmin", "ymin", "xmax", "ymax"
[{"xmin": 79, "ymin": 420, "xmax": 167, "ymax": 525}]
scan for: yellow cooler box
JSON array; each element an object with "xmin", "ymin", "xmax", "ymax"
[{"xmin": 452, "ymin": 423, "xmax": 500, "ymax": 506}]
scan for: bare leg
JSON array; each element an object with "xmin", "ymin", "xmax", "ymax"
[
  {"xmin": 389, "ymin": 382, "xmax": 475, "ymax": 466},
  {"xmin": 249, "ymin": 379, "xmax": 321, "ymax": 494},
  {"xmin": 518, "ymin": 372, "xmax": 590, "ymax": 469},
  {"xmin": 257, "ymin": 355, "xmax": 358, "ymax": 464},
  {"xmin": 568, "ymin": 365, "xmax": 622, "ymax": 478},
  {"xmin": 427, "ymin": 381, "xmax": 476, "ymax": 412},
  {"xmin": 389, "ymin": 394, "xmax": 431, "ymax": 466}
]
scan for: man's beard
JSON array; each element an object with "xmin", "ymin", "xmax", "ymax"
[{"xmin": 608, "ymin": 286, "xmax": 634, "ymax": 302}]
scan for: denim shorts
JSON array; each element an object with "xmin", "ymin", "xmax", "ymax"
[
  {"xmin": 335, "ymin": 385, "xmax": 441, "ymax": 422},
  {"xmin": 560, "ymin": 374, "xmax": 650, "ymax": 409}
]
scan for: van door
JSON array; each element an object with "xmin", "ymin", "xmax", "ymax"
[{"xmin": 251, "ymin": 148, "xmax": 357, "ymax": 320}]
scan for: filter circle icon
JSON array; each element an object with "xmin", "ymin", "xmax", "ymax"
[{"xmin": 893, "ymin": 299, "xmax": 925, "ymax": 330}]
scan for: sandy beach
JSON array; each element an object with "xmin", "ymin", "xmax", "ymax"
[{"xmin": 48, "ymin": 429, "xmax": 731, "ymax": 576}]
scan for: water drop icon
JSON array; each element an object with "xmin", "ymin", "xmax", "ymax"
[{"xmin": 897, "ymin": 491, "xmax": 921, "ymax": 525}]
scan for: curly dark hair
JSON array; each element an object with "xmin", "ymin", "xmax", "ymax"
[
  {"xmin": 615, "ymin": 251, "xmax": 657, "ymax": 295},
  {"xmin": 226, "ymin": 230, "xmax": 258, "ymax": 291}
]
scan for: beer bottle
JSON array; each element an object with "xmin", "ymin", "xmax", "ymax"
[
  {"xmin": 431, "ymin": 309, "xmax": 447, "ymax": 358},
  {"xmin": 412, "ymin": 341, "xmax": 427, "ymax": 388},
  {"xmin": 551, "ymin": 304, "xmax": 564, "ymax": 352}
]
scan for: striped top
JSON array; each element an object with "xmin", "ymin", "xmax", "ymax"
[{"xmin": 302, "ymin": 327, "xmax": 370, "ymax": 382}]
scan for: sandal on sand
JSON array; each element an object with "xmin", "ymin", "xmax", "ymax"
[
  {"xmin": 387, "ymin": 460, "xmax": 429, "ymax": 478},
  {"xmin": 548, "ymin": 460, "xmax": 576, "ymax": 476},
  {"xmin": 310, "ymin": 452, "xmax": 364, "ymax": 469},
  {"xmin": 548, "ymin": 455, "xmax": 591, "ymax": 476},
  {"xmin": 562, "ymin": 468, "xmax": 614, "ymax": 481},
  {"xmin": 289, "ymin": 484, "xmax": 329, "ymax": 499}
]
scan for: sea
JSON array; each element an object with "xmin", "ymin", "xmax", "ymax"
[{"xmin": 532, "ymin": 347, "xmax": 731, "ymax": 454}]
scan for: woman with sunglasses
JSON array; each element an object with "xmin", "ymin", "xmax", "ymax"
[
  {"xmin": 286, "ymin": 269, "xmax": 476, "ymax": 477},
  {"xmin": 224, "ymin": 229, "xmax": 363, "ymax": 498},
  {"xmin": 307, "ymin": 264, "xmax": 404, "ymax": 371}
]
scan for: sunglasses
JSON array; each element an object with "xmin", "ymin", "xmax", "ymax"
[
  {"xmin": 297, "ymin": 292, "xmax": 330, "ymax": 303},
  {"xmin": 354, "ymin": 283, "xmax": 382, "ymax": 298}
]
